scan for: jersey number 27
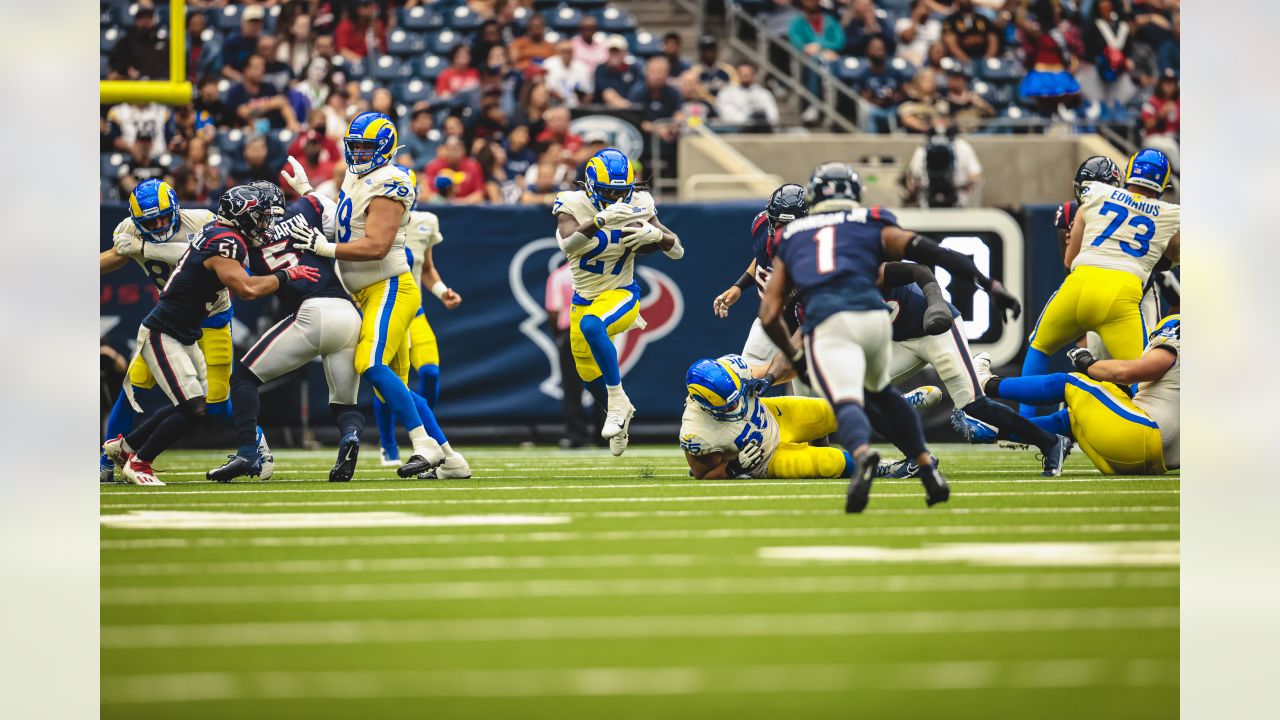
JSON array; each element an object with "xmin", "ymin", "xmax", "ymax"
[{"xmin": 580, "ymin": 228, "xmax": 632, "ymax": 275}]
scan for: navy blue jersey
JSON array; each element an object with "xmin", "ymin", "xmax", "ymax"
[
  {"xmin": 143, "ymin": 222, "xmax": 248, "ymax": 344},
  {"xmin": 749, "ymin": 211, "xmax": 774, "ymax": 295},
  {"xmin": 1054, "ymin": 199, "xmax": 1077, "ymax": 231},
  {"xmin": 882, "ymin": 283, "xmax": 960, "ymax": 342},
  {"xmin": 776, "ymin": 206, "xmax": 895, "ymax": 329},
  {"xmin": 248, "ymin": 196, "xmax": 348, "ymax": 315}
]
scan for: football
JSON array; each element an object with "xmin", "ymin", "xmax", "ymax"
[{"xmin": 626, "ymin": 220, "xmax": 661, "ymax": 254}]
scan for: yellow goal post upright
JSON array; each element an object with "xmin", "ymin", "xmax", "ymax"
[{"xmin": 99, "ymin": 0, "xmax": 192, "ymax": 105}]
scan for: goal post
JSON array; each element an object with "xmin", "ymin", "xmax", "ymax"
[{"xmin": 99, "ymin": 0, "xmax": 192, "ymax": 105}]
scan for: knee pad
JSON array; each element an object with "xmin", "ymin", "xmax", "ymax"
[{"xmin": 177, "ymin": 397, "xmax": 207, "ymax": 423}]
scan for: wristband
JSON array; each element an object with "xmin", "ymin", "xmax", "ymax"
[
  {"xmin": 429, "ymin": 281, "xmax": 448, "ymax": 299},
  {"xmin": 762, "ymin": 372, "xmax": 777, "ymax": 387},
  {"xmin": 272, "ymin": 270, "xmax": 289, "ymax": 288},
  {"xmin": 733, "ymin": 271, "xmax": 754, "ymax": 291}
]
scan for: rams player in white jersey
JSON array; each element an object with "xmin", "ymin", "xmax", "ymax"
[
  {"xmin": 290, "ymin": 111, "xmax": 467, "ymax": 478},
  {"xmin": 373, "ymin": 165, "xmax": 463, "ymax": 470},
  {"xmin": 99, "ymin": 179, "xmax": 271, "ymax": 482},
  {"xmin": 553, "ymin": 148, "xmax": 684, "ymax": 455},
  {"xmin": 1020, "ymin": 148, "xmax": 1181, "ymax": 396}
]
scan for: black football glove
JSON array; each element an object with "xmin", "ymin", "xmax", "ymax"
[
  {"xmin": 1066, "ymin": 347, "xmax": 1099, "ymax": 375},
  {"xmin": 989, "ymin": 280, "xmax": 1022, "ymax": 323},
  {"xmin": 923, "ymin": 304, "xmax": 953, "ymax": 335}
]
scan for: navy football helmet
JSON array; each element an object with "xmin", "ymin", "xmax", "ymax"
[
  {"xmin": 806, "ymin": 161, "xmax": 862, "ymax": 205},
  {"xmin": 217, "ymin": 183, "xmax": 285, "ymax": 246},
  {"xmin": 766, "ymin": 183, "xmax": 808, "ymax": 225},
  {"xmin": 1073, "ymin": 155, "xmax": 1122, "ymax": 201}
]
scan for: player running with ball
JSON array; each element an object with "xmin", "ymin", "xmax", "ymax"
[{"xmin": 552, "ymin": 148, "xmax": 684, "ymax": 456}]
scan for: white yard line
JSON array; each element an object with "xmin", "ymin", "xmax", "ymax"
[
  {"xmin": 759, "ymin": 541, "xmax": 1180, "ymax": 567},
  {"xmin": 99, "ymin": 572, "xmax": 1179, "ymax": 607},
  {"xmin": 98, "ymin": 511, "xmax": 573, "ymax": 531}
]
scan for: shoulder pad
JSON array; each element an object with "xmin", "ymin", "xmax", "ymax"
[{"xmin": 868, "ymin": 206, "xmax": 898, "ymax": 227}]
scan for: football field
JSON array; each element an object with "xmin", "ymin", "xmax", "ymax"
[{"xmin": 100, "ymin": 443, "xmax": 1179, "ymax": 719}]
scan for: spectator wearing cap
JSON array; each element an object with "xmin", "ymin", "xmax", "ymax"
[
  {"xmin": 511, "ymin": 14, "xmax": 556, "ymax": 72},
  {"xmin": 593, "ymin": 36, "xmax": 638, "ymax": 109},
  {"xmin": 437, "ymin": 45, "xmax": 481, "ymax": 100},
  {"xmin": 423, "ymin": 137, "xmax": 486, "ymax": 204},
  {"xmin": 108, "ymin": 2, "xmax": 168, "ymax": 81},
  {"xmin": 227, "ymin": 55, "xmax": 301, "ymax": 133},
  {"xmin": 716, "ymin": 62, "xmax": 780, "ymax": 130},
  {"xmin": 222, "ymin": 4, "xmax": 266, "ymax": 82},
  {"xmin": 399, "ymin": 103, "xmax": 442, "ymax": 166},
  {"xmin": 842, "ymin": 0, "xmax": 897, "ymax": 58},
  {"xmin": 661, "ymin": 33, "xmax": 693, "ymax": 77},
  {"xmin": 572, "ymin": 16, "xmax": 608, "ymax": 72},
  {"xmin": 186, "ymin": 10, "xmax": 223, "ymax": 82},
  {"xmin": 628, "ymin": 56, "xmax": 683, "ymax": 143},
  {"xmin": 856, "ymin": 37, "xmax": 906, "ymax": 133},
  {"xmin": 544, "ymin": 40, "xmax": 593, "ymax": 108},
  {"xmin": 895, "ymin": 0, "xmax": 944, "ymax": 68},
  {"xmin": 117, "ymin": 131, "xmax": 167, "ymax": 196},
  {"xmin": 334, "ymin": 0, "xmax": 388, "ymax": 62},
  {"xmin": 689, "ymin": 35, "xmax": 738, "ymax": 104},
  {"xmin": 943, "ymin": 0, "xmax": 999, "ymax": 64},
  {"xmin": 941, "ymin": 68, "xmax": 993, "ymax": 132}
]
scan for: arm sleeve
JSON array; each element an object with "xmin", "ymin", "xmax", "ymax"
[
  {"xmin": 902, "ymin": 235, "xmax": 994, "ymax": 290},
  {"xmin": 557, "ymin": 229, "xmax": 593, "ymax": 255},
  {"xmin": 663, "ymin": 233, "xmax": 685, "ymax": 260}
]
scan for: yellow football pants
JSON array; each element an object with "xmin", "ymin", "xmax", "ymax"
[
  {"xmin": 1065, "ymin": 373, "xmax": 1167, "ymax": 475},
  {"xmin": 126, "ymin": 322, "xmax": 231, "ymax": 403},
  {"xmin": 1030, "ymin": 265, "xmax": 1148, "ymax": 360},
  {"xmin": 353, "ymin": 273, "xmax": 418, "ymax": 378},
  {"xmin": 761, "ymin": 396, "xmax": 850, "ymax": 479},
  {"xmin": 569, "ymin": 287, "xmax": 641, "ymax": 383}
]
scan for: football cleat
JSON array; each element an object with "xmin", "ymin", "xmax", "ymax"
[
  {"xmin": 844, "ymin": 450, "xmax": 880, "ymax": 514},
  {"xmin": 380, "ymin": 448, "xmax": 402, "ymax": 467},
  {"xmin": 123, "ymin": 456, "xmax": 165, "ymax": 486},
  {"xmin": 103, "ymin": 434, "xmax": 132, "ymax": 470},
  {"xmin": 424, "ymin": 452, "xmax": 472, "ymax": 480},
  {"xmin": 903, "ymin": 385, "xmax": 942, "ymax": 409},
  {"xmin": 603, "ymin": 405, "xmax": 635, "ymax": 457},
  {"xmin": 206, "ymin": 454, "xmax": 262, "ymax": 483},
  {"xmin": 256, "ymin": 427, "xmax": 274, "ymax": 481},
  {"xmin": 398, "ymin": 454, "xmax": 436, "ymax": 478},
  {"xmin": 919, "ymin": 461, "xmax": 951, "ymax": 507},
  {"xmin": 329, "ymin": 432, "xmax": 361, "ymax": 483},
  {"xmin": 971, "ymin": 352, "xmax": 994, "ymax": 391},
  {"xmin": 951, "ymin": 409, "xmax": 998, "ymax": 444},
  {"xmin": 875, "ymin": 454, "xmax": 941, "ymax": 479},
  {"xmin": 99, "ymin": 463, "xmax": 115, "ymax": 484},
  {"xmin": 1039, "ymin": 435, "xmax": 1075, "ymax": 477}
]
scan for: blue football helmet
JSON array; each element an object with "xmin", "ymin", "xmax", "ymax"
[
  {"xmin": 344, "ymin": 111, "xmax": 398, "ymax": 175},
  {"xmin": 1149, "ymin": 313, "xmax": 1180, "ymax": 343},
  {"xmin": 128, "ymin": 178, "xmax": 181, "ymax": 243},
  {"xmin": 1124, "ymin": 148, "xmax": 1172, "ymax": 195},
  {"xmin": 583, "ymin": 148, "xmax": 636, "ymax": 210},
  {"xmin": 685, "ymin": 358, "xmax": 747, "ymax": 421}
]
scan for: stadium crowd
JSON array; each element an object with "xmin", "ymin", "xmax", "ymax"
[{"xmin": 100, "ymin": 0, "xmax": 1179, "ymax": 207}]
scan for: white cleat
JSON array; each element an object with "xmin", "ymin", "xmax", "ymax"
[
  {"xmin": 903, "ymin": 385, "xmax": 942, "ymax": 409},
  {"xmin": 103, "ymin": 434, "xmax": 131, "ymax": 469},
  {"xmin": 602, "ymin": 405, "xmax": 635, "ymax": 457},
  {"xmin": 972, "ymin": 352, "xmax": 994, "ymax": 390},
  {"xmin": 380, "ymin": 448, "xmax": 403, "ymax": 467},
  {"xmin": 122, "ymin": 456, "xmax": 165, "ymax": 486},
  {"xmin": 430, "ymin": 452, "xmax": 473, "ymax": 479},
  {"xmin": 256, "ymin": 427, "xmax": 274, "ymax": 481}
]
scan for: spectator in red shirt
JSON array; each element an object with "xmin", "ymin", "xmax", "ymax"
[
  {"xmin": 423, "ymin": 137, "xmax": 486, "ymax": 204},
  {"xmin": 437, "ymin": 45, "xmax": 481, "ymax": 99},
  {"xmin": 535, "ymin": 107, "xmax": 583, "ymax": 161},
  {"xmin": 284, "ymin": 129, "xmax": 340, "ymax": 197},
  {"xmin": 334, "ymin": 0, "xmax": 387, "ymax": 63}
]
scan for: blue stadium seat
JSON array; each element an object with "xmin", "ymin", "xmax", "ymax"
[
  {"xmin": 216, "ymin": 3, "xmax": 242, "ymax": 32},
  {"xmin": 890, "ymin": 57, "xmax": 916, "ymax": 82},
  {"xmin": 357, "ymin": 78, "xmax": 378, "ymax": 102},
  {"xmin": 402, "ymin": 6, "xmax": 445, "ymax": 32},
  {"xmin": 264, "ymin": 4, "xmax": 283, "ymax": 34},
  {"xmin": 598, "ymin": 6, "xmax": 637, "ymax": 33},
  {"xmin": 429, "ymin": 30, "xmax": 462, "ymax": 56},
  {"xmin": 215, "ymin": 129, "xmax": 245, "ymax": 157},
  {"xmin": 976, "ymin": 57, "xmax": 1023, "ymax": 83},
  {"xmin": 548, "ymin": 6, "xmax": 584, "ymax": 32},
  {"xmin": 632, "ymin": 31, "xmax": 662, "ymax": 58},
  {"xmin": 100, "ymin": 54, "xmax": 109, "ymax": 78},
  {"xmin": 387, "ymin": 29, "xmax": 427, "ymax": 56},
  {"xmin": 329, "ymin": 54, "xmax": 367, "ymax": 79},
  {"xmin": 371, "ymin": 55, "xmax": 411, "ymax": 82},
  {"xmin": 878, "ymin": 0, "xmax": 912, "ymax": 15},
  {"xmin": 532, "ymin": 0, "xmax": 563, "ymax": 9},
  {"xmin": 395, "ymin": 79, "xmax": 436, "ymax": 105},
  {"xmin": 118, "ymin": 2, "xmax": 170, "ymax": 28},
  {"xmin": 511, "ymin": 5, "xmax": 531, "ymax": 31},
  {"xmin": 835, "ymin": 56, "xmax": 867, "ymax": 84},
  {"xmin": 566, "ymin": 0, "xmax": 607, "ymax": 8},
  {"xmin": 415, "ymin": 55, "xmax": 446, "ymax": 82},
  {"xmin": 100, "ymin": 153, "xmax": 127, "ymax": 180},
  {"xmin": 101, "ymin": 27, "xmax": 121, "ymax": 53},
  {"xmin": 447, "ymin": 5, "xmax": 484, "ymax": 31},
  {"xmin": 102, "ymin": 177, "xmax": 121, "ymax": 202}
]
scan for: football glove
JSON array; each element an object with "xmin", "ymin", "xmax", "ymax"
[
  {"xmin": 113, "ymin": 232, "xmax": 144, "ymax": 259},
  {"xmin": 281, "ymin": 265, "xmax": 321, "ymax": 283},
  {"xmin": 290, "ymin": 224, "xmax": 336, "ymax": 258},
  {"xmin": 594, "ymin": 202, "xmax": 647, "ymax": 230},
  {"xmin": 923, "ymin": 303, "xmax": 953, "ymax": 335},
  {"xmin": 279, "ymin": 155, "xmax": 314, "ymax": 196},
  {"xmin": 1067, "ymin": 347, "xmax": 1099, "ymax": 375},
  {"xmin": 989, "ymin": 280, "xmax": 1022, "ymax": 322},
  {"xmin": 741, "ymin": 377, "xmax": 772, "ymax": 398},
  {"xmin": 725, "ymin": 439, "xmax": 765, "ymax": 478},
  {"xmin": 620, "ymin": 222, "xmax": 662, "ymax": 249}
]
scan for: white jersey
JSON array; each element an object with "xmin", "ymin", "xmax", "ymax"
[
  {"xmin": 1132, "ymin": 321, "xmax": 1180, "ymax": 470},
  {"xmin": 552, "ymin": 189, "xmax": 658, "ymax": 299},
  {"xmin": 111, "ymin": 208, "xmax": 231, "ymax": 315},
  {"xmin": 1074, "ymin": 181, "xmax": 1180, "ymax": 283},
  {"xmin": 678, "ymin": 355, "xmax": 780, "ymax": 478},
  {"xmin": 335, "ymin": 164, "xmax": 415, "ymax": 293},
  {"xmin": 403, "ymin": 210, "xmax": 444, "ymax": 283}
]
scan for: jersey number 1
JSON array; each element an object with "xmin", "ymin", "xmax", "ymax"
[{"xmin": 814, "ymin": 226, "xmax": 836, "ymax": 274}]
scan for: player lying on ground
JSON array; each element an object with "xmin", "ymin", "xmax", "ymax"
[
  {"xmin": 99, "ymin": 179, "xmax": 272, "ymax": 482},
  {"xmin": 104, "ymin": 184, "xmax": 319, "ymax": 486},
  {"xmin": 956, "ymin": 315, "xmax": 1180, "ymax": 475}
]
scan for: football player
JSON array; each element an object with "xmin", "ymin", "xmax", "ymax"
[
  {"xmin": 711, "ymin": 184, "xmax": 808, "ymax": 367},
  {"xmin": 373, "ymin": 165, "xmax": 462, "ymax": 469},
  {"xmin": 290, "ymin": 111, "xmax": 468, "ymax": 479},
  {"xmin": 103, "ymin": 184, "xmax": 319, "ymax": 486},
  {"xmin": 960, "ymin": 315, "xmax": 1180, "ymax": 475},
  {"xmin": 204, "ymin": 177, "xmax": 368, "ymax": 483},
  {"xmin": 761, "ymin": 162, "xmax": 1021, "ymax": 512},
  {"xmin": 552, "ymin": 148, "xmax": 684, "ymax": 456},
  {"xmin": 1019, "ymin": 148, "xmax": 1180, "ymax": 410},
  {"xmin": 881, "ymin": 261, "xmax": 1072, "ymax": 476},
  {"xmin": 99, "ymin": 179, "xmax": 272, "ymax": 482}
]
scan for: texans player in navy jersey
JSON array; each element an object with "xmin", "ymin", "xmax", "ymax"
[
  {"xmin": 761, "ymin": 162, "xmax": 1022, "ymax": 513},
  {"xmin": 206, "ymin": 181, "xmax": 369, "ymax": 483},
  {"xmin": 881, "ymin": 262, "xmax": 1071, "ymax": 476},
  {"xmin": 103, "ymin": 184, "xmax": 320, "ymax": 486},
  {"xmin": 712, "ymin": 184, "xmax": 808, "ymax": 369}
]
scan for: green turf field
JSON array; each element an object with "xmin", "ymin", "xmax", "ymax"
[{"xmin": 100, "ymin": 443, "xmax": 1178, "ymax": 719}]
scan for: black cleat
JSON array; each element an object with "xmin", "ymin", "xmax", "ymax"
[
  {"xmin": 328, "ymin": 432, "xmax": 361, "ymax": 482},
  {"xmin": 206, "ymin": 454, "xmax": 261, "ymax": 483},
  {"xmin": 1039, "ymin": 435, "xmax": 1074, "ymax": 477},
  {"xmin": 397, "ymin": 454, "xmax": 434, "ymax": 478},
  {"xmin": 919, "ymin": 461, "xmax": 951, "ymax": 507},
  {"xmin": 844, "ymin": 450, "xmax": 880, "ymax": 514}
]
